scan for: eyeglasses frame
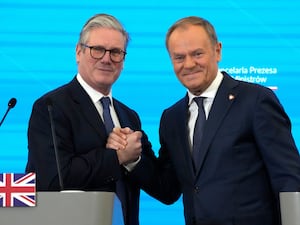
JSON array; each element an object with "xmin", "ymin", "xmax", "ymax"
[{"xmin": 80, "ymin": 43, "xmax": 126, "ymax": 63}]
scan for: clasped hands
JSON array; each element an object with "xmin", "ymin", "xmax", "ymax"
[{"xmin": 106, "ymin": 127, "xmax": 142, "ymax": 165}]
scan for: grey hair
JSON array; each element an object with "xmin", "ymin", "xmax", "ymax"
[
  {"xmin": 78, "ymin": 13, "xmax": 130, "ymax": 49},
  {"xmin": 165, "ymin": 16, "xmax": 218, "ymax": 51}
]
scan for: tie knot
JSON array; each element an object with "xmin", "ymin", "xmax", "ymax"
[
  {"xmin": 193, "ymin": 97, "xmax": 205, "ymax": 107},
  {"xmin": 100, "ymin": 97, "xmax": 111, "ymax": 109}
]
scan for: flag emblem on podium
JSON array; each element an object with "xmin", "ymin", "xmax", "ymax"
[{"xmin": 0, "ymin": 173, "xmax": 36, "ymax": 207}]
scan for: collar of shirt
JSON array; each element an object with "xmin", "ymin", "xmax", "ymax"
[
  {"xmin": 187, "ymin": 70, "xmax": 224, "ymax": 106},
  {"xmin": 76, "ymin": 73, "xmax": 120, "ymax": 128},
  {"xmin": 76, "ymin": 73, "xmax": 113, "ymax": 105}
]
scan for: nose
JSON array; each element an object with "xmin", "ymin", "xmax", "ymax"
[
  {"xmin": 183, "ymin": 55, "xmax": 196, "ymax": 68},
  {"xmin": 100, "ymin": 50, "xmax": 111, "ymax": 62}
]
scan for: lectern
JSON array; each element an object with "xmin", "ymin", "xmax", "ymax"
[
  {"xmin": 0, "ymin": 191, "xmax": 124, "ymax": 225},
  {"xmin": 280, "ymin": 192, "xmax": 300, "ymax": 225}
]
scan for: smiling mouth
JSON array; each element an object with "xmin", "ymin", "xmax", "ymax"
[
  {"xmin": 184, "ymin": 71, "xmax": 201, "ymax": 76},
  {"xmin": 98, "ymin": 67, "xmax": 113, "ymax": 72}
]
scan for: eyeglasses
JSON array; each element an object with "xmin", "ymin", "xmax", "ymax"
[{"xmin": 80, "ymin": 43, "xmax": 126, "ymax": 63}]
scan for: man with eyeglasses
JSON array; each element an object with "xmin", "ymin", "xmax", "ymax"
[{"xmin": 25, "ymin": 13, "xmax": 155, "ymax": 225}]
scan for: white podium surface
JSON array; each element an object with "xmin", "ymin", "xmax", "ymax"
[
  {"xmin": 0, "ymin": 191, "xmax": 123, "ymax": 225},
  {"xmin": 280, "ymin": 192, "xmax": 300, "ymax": 225}
]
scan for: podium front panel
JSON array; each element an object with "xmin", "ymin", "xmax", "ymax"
[
  {"xmin": 0, "ymin": 191, "xmax": 122, "ymax": 225},
  {"xmin": 280, "ymin": 192, "xmax": 300, "ymax": 225}
]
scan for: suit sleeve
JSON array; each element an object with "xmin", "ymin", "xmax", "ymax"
[
  {"xmin": 129, "ymin": 113, "xmax": 182, "ymax": 205},
  {"xmin": 253, "ymin": 87, "xmax": 300, "ymax": 192}
]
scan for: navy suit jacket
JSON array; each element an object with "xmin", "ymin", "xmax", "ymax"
[
  {"xmin": 26, "ymin": 77, "xmax": 153, "ymax": 225},
  {"xmin": 132, "ymin": 72, "xmax": 300, "ymax": 225}
]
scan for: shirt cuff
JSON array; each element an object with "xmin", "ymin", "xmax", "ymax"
[{"xmin": 123, "ymin": 156, "xmax": 141, "ymax": 172}]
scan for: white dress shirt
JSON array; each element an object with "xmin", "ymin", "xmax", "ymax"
[{"xmin": 187, "ymin": 70, "xmax": 224, "ymax": 148}]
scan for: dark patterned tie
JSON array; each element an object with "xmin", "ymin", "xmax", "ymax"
[
  {"xmin": 100, "ymin": 97, "xmax": 114, "ymax": 133},
  {"xmin": 192, "ymin": 97, "xmax": 206, "ymax": 172},
  {"xmin": 100, "ymin": 97, "xmax": 128, "ymax": 223}
]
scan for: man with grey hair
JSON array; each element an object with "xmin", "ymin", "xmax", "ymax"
[{"xmin": 26, "ymin": 13, "xmax": 154, "ymax": 225}]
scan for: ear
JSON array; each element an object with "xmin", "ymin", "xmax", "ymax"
[
  {"xmin": 216, "ymin": 42, "xmax": 222, "ymax": 62},
  {"xmin": 75, "ymin": 44, "xmax": 82, "ymax": 63}
]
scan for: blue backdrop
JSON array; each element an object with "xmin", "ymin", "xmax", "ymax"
[{"xmin": 1, "ymin": 1, "xmax": 299, "ymax": 224}]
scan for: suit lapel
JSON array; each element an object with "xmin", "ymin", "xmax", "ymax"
[
  {"xmin": 113, "ymin": 100, "xmax": 130, "ymax": 128},
  {"xmin": 173, "ymin": 96, "xmax": 196, "ymax": 175},
  {"xmin": 69, "ymin": 78, "xmax": 107, "ymax": 138},
  {"xmin": 195, "ymin": 73, "xmax": 239, "ymax": 176}
]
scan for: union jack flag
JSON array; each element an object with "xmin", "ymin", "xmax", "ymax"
[{"xmin": 0, "ymin": 173, "xmax": 36, "ymax": 207}]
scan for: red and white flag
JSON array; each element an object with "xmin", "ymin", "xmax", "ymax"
[{"xmin": 0, "ymin": 173, "xmax": 36, "ymax": 207}]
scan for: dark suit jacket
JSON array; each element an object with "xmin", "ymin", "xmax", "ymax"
[
  {"xmin": 26, "ymin": 77, "xmax": 153, "ymax": 225},
  {"xmin": 132, "ymin": 72, "xmax": 300, "ymax": 225}
]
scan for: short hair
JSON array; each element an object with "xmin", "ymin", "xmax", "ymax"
[
  {"xmin": 165, "ymin": 16, "xmax": 218, "ymax": 51},
  {"xmin": 78, "ymin": 13, "xmax": 130, "ymax": 49}
]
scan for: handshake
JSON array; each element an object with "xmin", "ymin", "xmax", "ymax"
[{"xmin": 106, "ymin": 127, "xmax": 142, "ymax": 166}]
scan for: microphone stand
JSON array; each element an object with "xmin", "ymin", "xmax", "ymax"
[
  {"xmin": 46, "ymin": 99, "xmax": 64, "ymax": 191},
  {"xmin": 0, "ymin": 98, "xmax": 17, "ymax": 127}
]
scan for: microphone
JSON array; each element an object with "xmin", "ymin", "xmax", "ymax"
[
  {"xmin": 46, "ymin": 98, "xmax": 64, "ymax": 191},
  {"xmin": 0, "ymin": 98, "xmax": 17, "ymax": 127}
]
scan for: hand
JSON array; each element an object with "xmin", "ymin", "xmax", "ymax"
[
  {"xmin": 106, "ymin": 127, "xmax": 133, "ymax": 150},
  {"xmin": 117, "ymin": 130, "xmax": 142, "ymax": 165},
  {"xmin": 106, "ymin": 127, "xmax": 142, "ymax": 165}
]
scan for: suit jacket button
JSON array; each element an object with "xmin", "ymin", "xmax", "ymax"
[{"xmin": 194, "ymin": 186, "xmax": 200, "ymax": 193}]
